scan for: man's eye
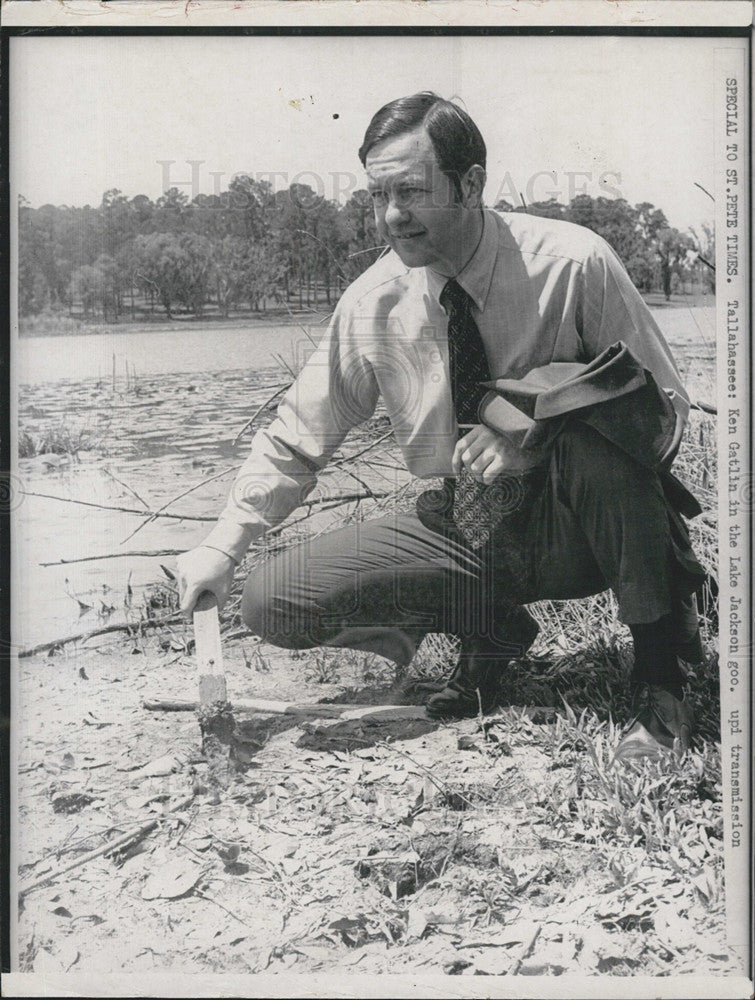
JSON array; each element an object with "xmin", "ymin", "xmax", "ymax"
[{"xmin": 370, "ymin": 190, "xmax": 387, "ymax": 204}]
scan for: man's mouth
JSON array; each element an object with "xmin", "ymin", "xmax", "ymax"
[{"xmin": 392, "ymin": 232, "xmax": 424, "ymax": 242}]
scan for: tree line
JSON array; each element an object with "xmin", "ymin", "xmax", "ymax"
[{"xmin": 18, "ymin": 179, "xmax": 714, "ymax": 326}]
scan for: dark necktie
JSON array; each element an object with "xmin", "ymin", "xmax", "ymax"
[{"xmin": 441, "ymin": 278, "xmax": 505, "ymax": 549}]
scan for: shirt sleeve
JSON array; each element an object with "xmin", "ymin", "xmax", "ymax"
[
  {"xmin": 201, "ymin": 299, "xmax": 380, "ymax": 564},
  {"xmin": 578, "ymin": 235, "xmax": 691, "ymax": 428}
]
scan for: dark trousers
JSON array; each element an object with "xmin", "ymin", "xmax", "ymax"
[{"xmin": 241, "ymin": 424, "xmax": 703, "ymax": 670}]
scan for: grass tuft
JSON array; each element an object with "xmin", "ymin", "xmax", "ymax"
[{"xmin": 18, "ymin": 425, "xmax": 102, "ymax": 458}]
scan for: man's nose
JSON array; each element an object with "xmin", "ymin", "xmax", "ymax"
[{"xmin": 385, "ymin": 196, "xmax": 410, "ymax": 229}]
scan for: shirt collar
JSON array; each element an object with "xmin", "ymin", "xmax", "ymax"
[{"xmin": 426, "ymin": 209, "xmax": 498, "ymax": 313}]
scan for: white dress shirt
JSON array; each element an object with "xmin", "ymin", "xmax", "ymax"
[{"xmin": 203, "ymin": 209, "xmax": 690, "ymax": 564}]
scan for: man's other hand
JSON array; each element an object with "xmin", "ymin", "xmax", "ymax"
[
  {"xmin": 175, "ymin": 546, "xmax": 236, "ymax": 615},
  {"xmin": 452, "ymin": 424, "xmax": 509, "ymax": 484}
]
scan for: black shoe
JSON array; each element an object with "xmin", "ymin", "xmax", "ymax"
[
  {"xmin": 426, "ymin": 606, "xmax": 539, "ymax": 720},
  {"xmin": 425, "ymin": 665, "xmax": 497, "ymax": 719},
  {"xmin": 613, "ymin": 683, "xmax": 693, "ymax": 763}
]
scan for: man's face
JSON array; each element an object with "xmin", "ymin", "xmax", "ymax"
[{"xmin": 365, "ymin": 127, "xmax": 482, "ymax": 276}]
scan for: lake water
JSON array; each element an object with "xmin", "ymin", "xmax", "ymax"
[
  {"xmin": 13, "ymin": 306, "xmax": 716, "ymax": 649},
  {"xmin": 15, "ymin": 320, "xmax": 330, "ymax": 384}
]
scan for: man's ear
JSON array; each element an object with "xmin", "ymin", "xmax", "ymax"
[{"xmin": 461, "ymin": 165, "xmax": 486, "ymax": 208}]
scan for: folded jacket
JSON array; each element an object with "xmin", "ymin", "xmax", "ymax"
[{"xmin": 478, "ymin": 341, "xmax": 701, "ymax": 519}]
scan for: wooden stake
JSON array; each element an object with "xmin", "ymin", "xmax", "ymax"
[
  {"xmin": 193, "ymin": 592, "xmax": 234, "ymax": 772},
  {"xmin": 194, "ymin": 591, "xmax": 226, "ymax": 705}
]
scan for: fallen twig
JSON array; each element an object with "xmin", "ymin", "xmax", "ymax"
[
  {"xmin": 40, "ymin": 549, "xmax": 186, "ymax": 567},
  {"xmin": 120, "ymin": 466, "xmax": 238, "ymax": 545},
  {"xmin": 232, "ymin": 382, "xmax": 291, "ymax": 446},
  {"xmin": 39, "ymin": 491, "xmax": 387, "ymax": 568},
  {"xmin": 332, "ymin": 429, "xmax": 395, "ymax": 467},
  {"xmin": 18, "ymin": 612, "xmax": 184, "ymax": 659},
  {"xmin": 510, "ymin": 923, "xmax": 542, "ymax": 974},
  {"xmin": 194, "ymin": 888, "xmax": 258, "ymax": 929},
  {"xmin": 20, "ymin": 491, "xmax": 216, "ymax": 522},
  {"xmin": 103, "ymin": 469, "xmax": 150, "ymax": 509},
  {"xmin": 19, "ymin": 794, "xmax": 195, "ymax": 898}
]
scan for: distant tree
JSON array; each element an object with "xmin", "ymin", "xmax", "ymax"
[
  {"xmin": 132, "ymin": 232, "xmax": 186, "ymax": 317},
  {"xmin": 100, "ymin": 189, "xmax": 134, "ymax": 258},
  {"xmin": 69, "ymin": 264, "xmax": 101, "ymax": 317},
  {"xmin": 655, "ymin": 228, "xmax": 695, "ymax": 301},
  {"xmin": 689, "ymin": 222, "xmax": 715, "ymax": 293},
  {"xmin": 338, "ymin": 190, "xmax": 381, "ymax": 282},
  {"xmin": 520, "ymin": 198, "xmax": 567, "ymax": 220},
  {"xmin": 68, "ymin": 254, "xmax": 120, "ymax": 319},
  {"xmin": 566, "ymin": 196, "xmax": 641, "ymax": 265},
  {"xmin": 635, "ymin": 201, "xmax": 668, "ymax": 244},
  {"xmin": 492, "ymin": 198, "xmax": 517, "ymax": 213},
  {"xmin": 211, "ymin": 236, "xmax": 250, "ymax": 317},
  {"xmin": 18, "ymin": 196, "xmax": 50, "ymax": 315},
  {"xmin": 177, "ymin": 233, "xmax": 213, "ymax": 316},
  {"xmin": 153, "ymin": 188, "xmax": 192, "ymax": 233}
]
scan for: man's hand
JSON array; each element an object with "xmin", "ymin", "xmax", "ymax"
[
  {"xmin": 452, "ymin": 424, "xmax": 509, "ymax": 484},
  {"xmin": 175, "ymin": 546, "xmax": 237, "ymax": 616}
]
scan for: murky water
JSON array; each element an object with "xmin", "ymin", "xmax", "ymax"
[
  {"xmin": 14, "ymin": 320, "xmax": 330, "ymax": 384},
  {"xmin": 13, "ymin": 307, "xmax": 716, "ymax": 649}
]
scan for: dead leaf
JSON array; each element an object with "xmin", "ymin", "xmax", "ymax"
[
  {"xmin": 262, "ymin": 838, "xmax": 298, "ymax": 864},
  {"xmin": 79, "ymin": 756, "xmax": 111, "ymax": 770},
  {"xmin": 142, "ymin": 858, "xmax": 203, "ymax": 900},
  {"xmin": 34, "ymin": 942, "xmax": 79, "ymax": 975},
  {"xmin": 473, "ymin": 950, "xmax": 513, "ymax": 975},
  {"xmin": 281, "ymin": 857, "xmax": 302, "ymax": 876},
  {"xmin": 33, "ymin": 949, "xmax": 65, "ymax": 976},
  {"xmin": 52, "ymin": 792, "xmax": 96, "ymax": 815},
  {"xmin": 406, "ymin": 907, "xmax": 428, "ymax": 940},
  {"xmin": 130, "ymin": 755, "xmax": 182, "ymax": 780},
  {"xmin": 461, "ymin": 920, "xmax": 540, "ymax": 949},
  {"xmin": 217, "ymin": 844, "xmax": 241, "ymax": 863},
  {"xmin": 653, "ymin": 904, "xmax": 693, "ymax": 952}
]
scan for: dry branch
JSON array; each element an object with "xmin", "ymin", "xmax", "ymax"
[
  {"xmin": 40, "ymin": 549, "xmax": 186, "ymax": 567},
  {"xmin": 20, "ymin": 491, "xmax": 217, "ymax": 522},
  {"xmin": 19, "ymin": 794, "xmax": 195, "ymax": 898},
  {"xmin": 18, "ymin": 612, "xmax": 184, "ymax": 659},
  {"xmin": 120, "ymin": 466, "xmax": 238, "ymax": 545},
  {"xmin": 232, "ymin": 382, "xmax": 291, "ymax": 446}
]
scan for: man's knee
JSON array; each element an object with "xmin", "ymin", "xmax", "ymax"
[
  {"xmin": 553, "ymin": 421, "xmax": 610, "ymax": 464},
  {"xmin": 241, "ymin": 565, "xmax": 310, "ymax": 649},
  {"xmin": 551, "ymin": 421, "xmax": 653, "ymax": 491}
]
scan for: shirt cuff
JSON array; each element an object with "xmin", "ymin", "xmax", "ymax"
[{"xmin": 201, "ymin": 518, "xmax": 265, "ymax": 566}]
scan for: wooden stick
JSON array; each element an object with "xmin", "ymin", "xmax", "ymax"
[
  {"xmin": 194, "ymin": 592, "xmax": 226, "ymax": 705},
  {"xmin": 232, "ymin": 382, "xmax": 291, "ymax": 446},
  {"xmin": 21, "ymin": 491, "xmax": 216, "ymax": 522},
  {"xmin": 19, "ymin": 794, "xmax": 194, "ymax": 898},
  {"xmin": 143, "ymin": 697, "xmax": 427, "ymax": 721},
  {"xmin": 120, "ymin": 466, "xmax": 238, "ymax": 545},
  {"xmin": 40, "ymin": 549, "xmax": 185, "ymax": 567},
  {"xmin": 18, "ymin": 613, "xmax": 184, "ymax": 659}
]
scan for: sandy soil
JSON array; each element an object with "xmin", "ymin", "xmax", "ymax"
[{"xmin": 15, "ymin": 628, "xmax": 737, "ymax": 981}]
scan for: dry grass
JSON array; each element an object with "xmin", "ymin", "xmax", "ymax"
[
  {"xmin": 203, "ymin": 408, "xmax": 720, "ymax": 739},
  {"xmin": 18, "ymin": 424, "xmax": 103, "ymax": 458}
]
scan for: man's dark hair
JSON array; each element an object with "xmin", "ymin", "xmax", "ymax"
[{"xmin": 358, "ymin": 92, "xmax": 486, "ymax": 195}]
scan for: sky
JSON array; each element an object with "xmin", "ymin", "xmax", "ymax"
[{"xmin": 11, "ymin": 34, "xmax": 717, "ymax": 232}]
